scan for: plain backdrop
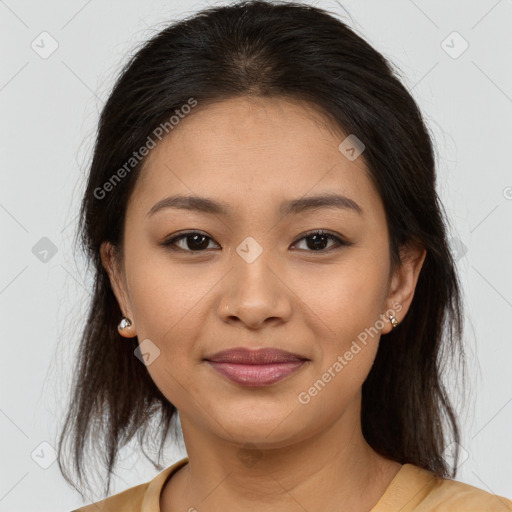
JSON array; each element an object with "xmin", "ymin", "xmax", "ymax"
[{"xmin": 1, "ymin": 0, "xmax": 511, "ymax": 510}]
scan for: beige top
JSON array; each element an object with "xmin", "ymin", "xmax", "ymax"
[{"xmin": 73, "ymin": 457, "xmax": 512, "ymax": 511}]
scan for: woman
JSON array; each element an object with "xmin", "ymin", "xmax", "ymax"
[{"xmin": 60, "ymin": 1, "xmax": 512, "ymax": 511}]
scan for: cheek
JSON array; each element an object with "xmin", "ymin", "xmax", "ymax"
[
  {"xmin": 295, "ymin": 252, "xmax": 390, "ymax": 340},
  {"xmin": 293, "ymin": 258, "xmax": 389, "ymax": 413},
  {"xmin": 122, "ymin": 248, "xmax": 211, "ymax": 374},
  {"xmin": 124, "ymin": 255, "xmax": 211, "ymax": 407},
  {"xmin": 291, "ymin": 250, "xmax": 391, "ymax": 403}
]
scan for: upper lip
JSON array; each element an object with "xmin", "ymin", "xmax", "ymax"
[{"xmin": 205, "ymin": 347, "xmax": 308, "ymax": 364}]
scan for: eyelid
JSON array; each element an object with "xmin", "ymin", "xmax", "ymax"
[{"xmin": 291, "ymin": 229, "xmax": 348, "ymax": 245}]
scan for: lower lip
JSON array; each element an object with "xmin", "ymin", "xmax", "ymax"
[{"xmin": 206, "ymin": 361, "xmax": 306, "ymax": 387}]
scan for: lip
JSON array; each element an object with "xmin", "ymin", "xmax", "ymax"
[
  {"xmin": 206, "ymin": 347, "xmax": 306, "ymax": 364},
  {"xmin": 204, "ymin": 347, "xmax": 308, "ymax": 387}
]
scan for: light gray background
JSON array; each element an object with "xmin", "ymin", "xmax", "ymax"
[{"xmin": 1, "ymin": 0, "xmax": 511, "ymax": 510}]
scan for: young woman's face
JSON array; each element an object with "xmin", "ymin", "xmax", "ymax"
[{"xmin": 102, "ymin": 96, "xmax": 422, "ymax": 449}]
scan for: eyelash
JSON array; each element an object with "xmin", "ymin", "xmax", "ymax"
[{"xmin": 160, "ymin": 229, "xmax": 351, "ymax": 254}]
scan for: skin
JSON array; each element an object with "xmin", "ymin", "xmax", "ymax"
[{"xmin": 101, "ymin": 96, "xmax": 426, "ymax": 512}]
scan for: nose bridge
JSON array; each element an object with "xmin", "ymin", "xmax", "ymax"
[
  {"xmin": 233, "ymin": 236, "xmax": 278, "ymax": 302},
  {"xmin": 219, "ymin": 235, "xmax": 291, "ymax": 326}
]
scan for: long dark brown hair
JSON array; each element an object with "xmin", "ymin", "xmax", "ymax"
[{"xmin": 57, "ymin": 0, "xmax": 465, "ymax": 500}]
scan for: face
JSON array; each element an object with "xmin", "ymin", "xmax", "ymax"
[{"xmin": 101, "ymin": 96, "xmax": 424, "ymax": 449}]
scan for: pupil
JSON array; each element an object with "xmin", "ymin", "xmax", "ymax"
[
  {"xmin": 308, "ymin": 234, "xmax": 327, "ymax": 250},
  {"xmin": 188, "ymin": 235, "xmax": 209, "ymax": 250}
]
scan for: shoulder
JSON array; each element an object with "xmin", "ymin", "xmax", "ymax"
[
  {"xmin": 70, "ymin": 457, "xmax": 189, "ymax": 512},
  {"xmin": 408, "ymin": 465, "xmax": 512, "ymax": 511},
  {"xmin": 422, "ymin": 477, "xmax": 512, "ymax": 511},
  {"xmin": 381, "ymin": 463, "xmax": 512, "ymax": 511},
  {"xmin": 71, "ymin": 481, "xmax": 149, "ymax": 512}
]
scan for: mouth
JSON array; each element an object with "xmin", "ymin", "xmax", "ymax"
[{"xmin": 204, "ymin": 347, "xmax": 309, "ymax": 387}]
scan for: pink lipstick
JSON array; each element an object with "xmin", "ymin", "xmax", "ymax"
[{"xmin": 205, "ymin": 347, "xmax": 308, "ymax": 387}]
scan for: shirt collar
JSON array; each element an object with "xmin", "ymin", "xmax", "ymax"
[{"xmin": 142, "ymin": 456, "xmax": 190, "ymax": 512}]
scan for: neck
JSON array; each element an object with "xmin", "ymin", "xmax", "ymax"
[{"xmin": 161, "ymin": 393, "xmax": 402, "ymax": 512}]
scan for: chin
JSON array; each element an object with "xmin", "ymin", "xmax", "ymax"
[{"xmin": 215, "ymin": 406, "xmax": 311, "ymax": 448}]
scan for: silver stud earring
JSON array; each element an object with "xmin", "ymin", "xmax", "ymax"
[
  {"xmin": 118, "ymin": 317, "xmax": 132, "ymax": 331},
  {"xmin": 389, "ymin": 313, "xmax": 399, "ymax": 329}
]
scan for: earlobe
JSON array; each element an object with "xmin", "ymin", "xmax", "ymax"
[
  {"xmin": 100, "ymin": 242, "xmax": 136, "ymax": 337},
  {"xmin": 383, "ymin": 244, "xmax": 427, "ymax": 334}
]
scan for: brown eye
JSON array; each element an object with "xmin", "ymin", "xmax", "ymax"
[
  {"xmin": 291, "ymin": 230, "xmax": 350, "ymax": 252},
  {"xmin": 160, "ymin": 229, "xmax": 351, "ymax": 255},
  {"xmin": 161, "ymin": 232, "xmax": 218, "ymax": 252}
]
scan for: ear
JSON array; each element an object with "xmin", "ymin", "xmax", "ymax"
[
  {"xmin": 100, "ymin": 241, "xmax": 137, "ymax": 338},
  {"xmin": 381, "ymin": 243, "xmax": 427, "ymax": 335}
]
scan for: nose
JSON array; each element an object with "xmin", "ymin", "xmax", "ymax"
[{"xmin": 217, "ymin": 255, "xmax": 292, "ymax": 330}]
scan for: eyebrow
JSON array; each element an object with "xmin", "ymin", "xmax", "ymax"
[{"xmin": 146, "ymin": 193, "xmax": 363, "ymax": 218}]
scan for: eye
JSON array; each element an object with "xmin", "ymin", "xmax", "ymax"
[
  {"xmin": 291, "ymin": 230, "xmax": 350, "ymax": 253},
  {"xmin": 160, "ymin": 229, "xmax": 351, "ymax": 254},
  {"xmin": 160, "ymin": 231, "xmax": 219, "ymax": 252}
]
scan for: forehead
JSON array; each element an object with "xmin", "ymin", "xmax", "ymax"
[{"xmin": 130, "ymin": 96, "xmax": 380, "ymax": 219}]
